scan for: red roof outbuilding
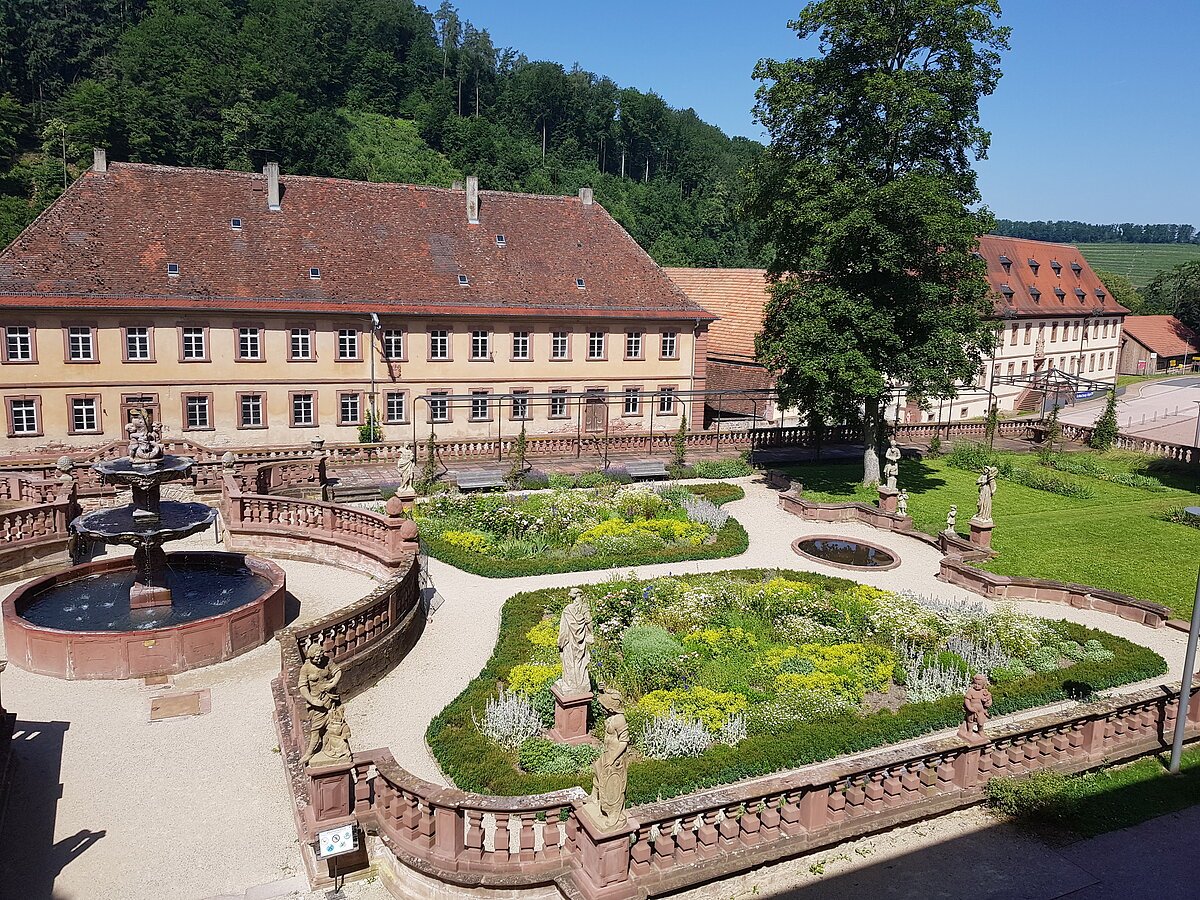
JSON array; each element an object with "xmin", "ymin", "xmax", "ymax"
[{"xmin": 1121, "ymin": 315, "xmax": 1200, "ymax": 359}]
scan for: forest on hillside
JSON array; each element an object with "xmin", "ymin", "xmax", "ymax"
[
  {"xmin": 0, "ymin": 0, "xmax": 766, "ymax": 266},
  {"xmin": 993, "ymin": 219, "xmax": 1197, "ymax": 244}
]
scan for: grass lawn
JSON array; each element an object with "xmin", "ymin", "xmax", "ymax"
[
  {"xmin": 988, "ymin": 745, "xmax": 1200, "ymax": 838},
  {"xmin": 780, "ymin": 450, "xmax": 1200, "ymax": 616},
  {"xmin": 1117, "ymin": 371, "xmax": 1195, "ymax": 390},
  {"xmin": 1078, "ymin": 242, "xmax": 1200, "ymax": 288}
]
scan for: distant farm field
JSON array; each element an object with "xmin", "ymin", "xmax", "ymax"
[{"xmin": 1078, "ymin": 243, "xmax": 1200, "ymax": 287}]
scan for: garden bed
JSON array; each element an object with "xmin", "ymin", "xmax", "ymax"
[
  {"xmin": 427, "ymin": 568, "xmax": 1166, "ymax": 804},
  {"xmin": 416, "ymin": 482, "xmax": 747, "ymax": 577}
]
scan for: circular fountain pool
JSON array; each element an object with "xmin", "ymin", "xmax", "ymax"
[{"xmin": 792, "ymin": 535, "xmax": 899, "ymax": 571}]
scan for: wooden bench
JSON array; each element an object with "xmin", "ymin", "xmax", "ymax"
[
  {"xmin": 454, "ymin": 469, "xmax": 507, "ymax": 491},
  {"xmin": 624, "ymin": 459, "xmax": 669, "ymax": 480}
]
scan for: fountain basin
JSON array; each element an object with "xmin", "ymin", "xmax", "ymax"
[
  {"xmin": 72, "ymin": 500, "xmax": 217, "ymax": 546},
  {"xmin": 3, "ymin": 551, "xmax": 286, "ymax": 680},
  {"xmin": 791, "ymin": 535, "xmax": 900, "ymax": 571}
]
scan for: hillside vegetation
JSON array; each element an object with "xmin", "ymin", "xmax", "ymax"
[
  {"xmin": 0, "ymin": 0, "xmax": 765, "ymax": 267},
  {"xmin": 1079, "ymin": 243, "xmax": 1200, "ymax": 289}
]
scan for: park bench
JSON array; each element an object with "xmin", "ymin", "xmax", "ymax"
[
  {"xmin": 454, "ymin": 469, "xmax": 507, "ymax": 491},
  {"xmin": 624, "ymin": 459, "xmax": 669, "ymax": 480}
]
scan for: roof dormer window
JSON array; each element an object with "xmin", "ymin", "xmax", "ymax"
[
  {"xmin": 309, "ymin": 267, "xmax": 321, "ymax": 279},
  {"xmin": 458, "ymin": 274, "xmax": 470, "ymax": 286},
  {"xmin": 576, "ymin": 278, "xmax": 586, "ymax": 289},
  {"xmin": 1054, "ymin": 287, "xmax": 1066, "ymax": 299},
  {"xmin": 1075, "ymin": 288, "xmax": 1087, "ymax": 300},
  {"xmin": 1051, "ymin": 260, "xmax": 1062, "ymax": 276},
  {"xmin": 1095, "ymin": 288, "xmax": 1107, "ymax": 300},
  {"xmin": 166, "ymin": 263, "xmax": 180, "ymax": 277},
  {"xmin": 999, "ymin": 283, "xmax": 1014, "ymax": 298},
  {"xmin": 1027, "ymin": 258, "xmax": 1039, "ymax": 275},
  {"xmin": 1070, "ymin": 262, "xmax": 1083, "ymax": 275},
  {"xmin": 998, "ymin": 254, "xmax": 1012, "ymax": 273},
  {"xmin": 1030, "ymin": 287, "xmax": 1041, "ymax": 301},
  {"xmin": 496, "ymin": 234, "xmax": 506, "ymax": 247},
  {"xmin": 230, "ymin": 218, "xmax": 242, "ymax": 230}
]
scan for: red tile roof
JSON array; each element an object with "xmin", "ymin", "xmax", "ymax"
[
  {"xmin": 1121, "ymin": 315, "xmax": 1200, "ymax": 358},
  {"xmin": 977, "ymin": 235, "xmax": 1129, "ymax": 319},
  {"xmin": 664, "ymin": 268, "xmax": 768, "ymax": 362},
  {"xmin": 0, "ymin": 163, "xmax": 713, "ymax": 321}
]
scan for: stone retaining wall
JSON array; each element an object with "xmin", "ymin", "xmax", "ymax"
[{"xmin": 0, "ymin": 476, "xmax": 78, "ymax": 580}]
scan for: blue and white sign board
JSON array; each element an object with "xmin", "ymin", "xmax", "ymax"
[
  {"xmin": 1075, "ymin": 390, "xmax": 1095, "ymax": 400},
  {"xmin": 317, "ymin": 824, "xmax": 358, "ymax": 859}
]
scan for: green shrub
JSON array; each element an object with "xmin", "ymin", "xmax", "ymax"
[
  {"xmin": 1089, "ymin": 390, "xmax": 1119, "ymax": 451},
  {"xmin": 987, "ymin": 771, "xmax": 1071, "ymax": 818},
  {"xmin": 686, "ymin": 482, "xmax": 745, "ymax": 504},
  {"xmin": 692, "ymin": 458, "xmax": 753, "ymax": 479},
  {"xmin": 1164, "ymin": 506, "xmax": 1200, "ymax": 529},
  {"xmin": 621, "ymin": 625, "xmax": 685, "ymax": 693},
  {"xmin": 519, "ymin": 738, "xmax": 601, "ymax": 775}
]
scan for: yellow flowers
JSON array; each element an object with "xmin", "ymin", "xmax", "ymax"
[
  {"xmin": 635, "ymin": 686, "xmax": 748, "ymax": 731},
  {"xmin": 525, "ymin": 618, "xmax": 559, "ymax": 650},
  {"xmin": 441, "ymin": 529, "xmax": 493, "ymax": 553},
  {"xmin": 506, "ymin": 663, "xmax": 559, "ymax": 695},
  {"xmin": 683, "ymin": 626, "xmax": 759, "ymax": 657}
]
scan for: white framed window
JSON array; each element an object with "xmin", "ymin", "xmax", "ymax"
[
  {"xmin": 292, "ymin": 393, "xmax": 315, "ymax": 426},
  {"xmin": 339, "ymin": 392, "xmax": 361, "ymax": 425},
  {"xmin": 182, "ymin": 327, "xmax": 206, "ymax": 360},
  {"xmin": 71, "ymin": 397, "xmax": 99, "ymax": 432},
  {"xmin": 588, "ymin": 331, "xmax": 605, "ymax": 360},
  {"xmin": 471, "ymin": 330, "xmax": 490, "ymax": 360},
  {"xmin": 9, "ymin": 399, "xmax": 37, "ymax": 434},
  {"xmin": 550, "ymin": 389, "xmax": 568, "ymax": 418},
  {"xmin": 4, "ymin": 326, "xmax": 32, "ymax": 361},
  {"xmin": 511, "ymin": 390, "xmax": 530, "ymax": 420},
  {"xmin": 68, "ymin": 326, "xmax": 94, "ymax": 361},
  {"xmin": 428, "ymin": 391, "xmax": 450, "ymax": 423},
  {"xmin": 125, "ymin": 327, "xmax": 151, "ymax": 360},
  {"xmin": 551, "ymin": 331, "xmax": 569, "ymax": 359},
  {"xmin": 660, "ymin": 331, "xmax": 677, "ymax": 359},
  {"xmin": 470, "ymin": 390, "xmax": 490, "ymax": 421},
  {"xmin": 337, "ymin": 329, "xmax": 359, "ymax": 360},
  {"xmin": 657, "ymin": 387, "xmax": 676, "ymax": 414},
  {"xmin": 290, "ymin": 328, "xmax": 313, "ymax": 360},
  {"xmin": 512, "ymin": 331, "xmax": 530, "ymax": 360},
  {"xmin": 238, "ymin": 327, "xmax": 261, "ymax": 360},
  {"xmin": 240, "ymin": 394, "xmax": 263, "ymax": 428},
  {"xmin": 623, "ymin": 387, "xmax": 641, "ymax": 415},
  {"xmin": 185, "ymin": 395, "xmax": 210, "ymax": 429},
  {"xmin": 385, "ymin": 391, "xmax": 406, "ymax": 423},
  {"xmin": 625, "ymin": 332, "xmax": 642, "ymax": 359},
  {"xmin": 429, "ymin": 330, "xmax": 449, "ymax": 360},
  {"xmin": 382, "ymin": 329, "xmax": 404, "ymax": 360}
]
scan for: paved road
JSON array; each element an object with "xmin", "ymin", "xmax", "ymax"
[{"xmin": 1061, "ymin": 375, "xmax": 1200, "ymax": 445}]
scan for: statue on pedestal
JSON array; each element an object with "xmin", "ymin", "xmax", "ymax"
[
  {"xmin": 557, "ymin": 588, "xmax": 593, "ymax": 694},
  {"xmin": 974, "ymin": 466, "xmax": 999, "ymax": 523},
  {"xmin": 298, "ymin": 641, "xmax": 344, "ymax": 765},
  {"xmin": 585, "ymin": 688, "xmax": 630, "ymax": 830},
  {"xmin": 883, "ymin": 437, "xmax": 901, "ymax": 490},
  {"xmin": 945, "ymin": 505, "xmax": 958, "ymax": 535},
  {"xmin": 897, "ymin": 489, "xmax": 909, "ymax": 517},
  {"xmin": 309, "ymin": 704, "xmax": 352, "ymax": 767},
  {"xmin": 958, "ymin": 674, "xmax": 993, "ymax": 742},
  {"xmin": 126, "ymin": 409, "xmax": 164, "ymax": 462},
  {"xmin": 396, "ymin": 444, "xmax": 416, "ymax": 493}
]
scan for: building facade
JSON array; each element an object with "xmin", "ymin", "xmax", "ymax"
[
  {"xmin": 0, "ymin": 155, "xmax": 713, "ymax": 452},
  {"xmin": 1117, "ymin": 315, "xmax": 1200, "ymax": 375}
]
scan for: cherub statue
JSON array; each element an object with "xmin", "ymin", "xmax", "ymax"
[
  {"xmin": 945, "ymin": 504, "xmax": 958, "ymax": 535},
  {"xmin": 897, "ymin": 489, "xmax": 908, "ymax": 517},
  {"xmin": 958, "ymin": 674, "xmax": 993, "ymax": 743},
  {"xmin": 882, "ymin": 437, "xmax": 901, "ymax": 491}
]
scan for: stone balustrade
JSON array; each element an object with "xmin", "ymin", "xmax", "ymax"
[{"xmin": 0, "ymin": 476, "xmax": 78, "ymax": 578}]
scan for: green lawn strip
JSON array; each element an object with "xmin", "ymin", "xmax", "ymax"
[
  {"xmin": 778, "ymin": 454, "xmax": 1200, "ymax": 615},
  {"xmin": 426, "ymin": 571, "xmax": 1166, "ymax": 802},
  {"xmin": 420, "ymin": 483, "xmax": 748, "ymax": 578},
  {"xmin": 988, "ymin": 745, "xmax": 1200, "ymax": 838}
]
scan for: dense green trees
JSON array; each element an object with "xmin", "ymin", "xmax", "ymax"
[
  {"xmin": 0, "ymin": 0, "xmax": 764, "ymax": 265},
  {"xmin": 1137, "ymin": 261, "xmax": 1200, "ymax": 332},
  {"xmin": 994, "ymin": 220, "xmax": 1197, "ymax": 244},
  {"xmin": 750, "ymin": 0, "xmax": 1008, "ymax": 484}
]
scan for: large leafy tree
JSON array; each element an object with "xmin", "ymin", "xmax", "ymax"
[
  {"xmin": 1143, "ymin": 261, "xmax": 1200, "ymax": 332},
  {"xmin": 749, "ymin": 0, "xmax": 1009, "ymax": 483}
]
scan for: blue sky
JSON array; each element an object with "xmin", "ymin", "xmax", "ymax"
[{"xmin": 449, "ymin": 0, "xmax": 1198, "ymax": 223}]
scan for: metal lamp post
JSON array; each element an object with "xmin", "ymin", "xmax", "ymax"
[
  {"xmin": 1192, "ymin": 400, "xmax": 1200, "ymax": 450},
  {"xmin": 1170, "ymin": 566, "xmax": 1200, "ymax": 774}
]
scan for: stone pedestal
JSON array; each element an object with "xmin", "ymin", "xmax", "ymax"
[
  {"xmin": 130, "ymin": 544, "xmax": 171, "ymax": 608},
  {"xmin": 968, "ymin": 517, "xmax": 994, "ymax": 549},
  {"xmin": 570, "ymin": 804, "xmax": 639, "ymax": 900},
  {"xmin": 957, "ymin": 723, "xmax": 988, "ymax": 746},
  {"xmin": 548, "ymin": 682, "xmax": 595, "ymax": 745},
  {"xmin": 877, "ymin": 485, "xmax": 899, "ymax": 514}
]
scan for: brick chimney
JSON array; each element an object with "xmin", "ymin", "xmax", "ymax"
[
  {"xmin": 264, "ymin": 161, "xmax": 281, "ymax": 211},
  {"xmin": 579, "ymin": 187, "xmax": 593, "ymax": 205},
  {"xmin": 92, "ymin": 148, "xmax": 107, "ymax": 173},
  {"xmin": 466, "ymin": 175, "xmax": 479, "ymax": 224}
]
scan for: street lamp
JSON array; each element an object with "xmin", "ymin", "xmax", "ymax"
[
  {"xmin": 1193, "ymin": 400, "xmax": 1200, "ymax": 450},
  {"xmin": 1170, "ymin": 566, "xmax": 1200, "ymax": 774}
]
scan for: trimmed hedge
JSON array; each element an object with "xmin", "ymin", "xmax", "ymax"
[
  {"xmin": 419, "ymin": 484, "xmax": 747, "ymax": 578},
  {"xmin": 426, "ymin": 572, "xmax": 1167, "ymax": 804}
]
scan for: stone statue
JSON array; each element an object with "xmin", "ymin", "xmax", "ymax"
[
  {"xmin": 308, "ymin": 704, "xmax": 352, "ymax": 767},
  {"xmin": 126, "ymin": 409, "xmax": 164, "ymax": 462},
  {"xmin": 897, "ymin": 489, "xmax": 908, "ymax": 517},
  {"xmin": 298, "ymin": 641, "xmax": 344, "ymax": 765},
  {"xmin": 974, "ymin": 466, "xmax": 999, "ymax": 523},
  {"xmin": 945, "ymin": 505, "xmax": 958, "ymax": 535},
  {"xmin": 557, "ymin": 588, "xmax": 594, "ymax": 694},
  {"xmin": 395, "ymin": 444, "xmax": 416, "ymax": 492},
  {"xmin": 883, "ymin": 437, "xmax": 901, "ymax": 491},
  {"xmin": 585, "ymin": 688, "xmax": 630, "ymax": 830},
  {"xmin": 957, "ymin": 674, "xmax": 993, "ymax": 743}
]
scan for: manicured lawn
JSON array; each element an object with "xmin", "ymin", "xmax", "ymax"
[{"xmin": 781, "ymin": 451, "xmax": 1200, "ymax": 616}]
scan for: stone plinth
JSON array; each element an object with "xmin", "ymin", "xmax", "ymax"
[
  {"xmin": 130, "ymin": 545, "xmax": 171, "ymax": 608},
  {"xmin": 571, "ymin": 804, "xmax": 639, "ymax": 900},
  {"xmin": 548, "ymin": 682, "xmax": 595, "ymax": 745},
  {"xmin": 877, "ymin": 485, "xmax": 899, "ymax": 514},
  {"xmin": 968, "ymin": 517, "xmax": 994, "ymax": 549}
]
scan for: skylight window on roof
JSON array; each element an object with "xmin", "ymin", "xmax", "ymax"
[
  {"xmin": 309, "ymin": 267, "xmax": 321, "ymax": 279},
  {"xmin": 576, "ymin": 278, "xmax": 586, "ymax": 289},
  {"xmin": 458, "ymin": 274, "xmax": 470, "ymax": 286},
  {"xmin": 231, "ymin": 218, "xmax": 242, "ymax": 230},
  {"xmin": 166, "ymin": 263, "xmax": 180, "ymax": 276},
  {"xmin": 496, "ymin": 234, "xmax": 506, "ymax": 247}
]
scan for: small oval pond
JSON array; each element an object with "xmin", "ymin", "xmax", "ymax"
[{"xmin": 792, "ymin": 535, "xmax": 899, "ymax": 571}]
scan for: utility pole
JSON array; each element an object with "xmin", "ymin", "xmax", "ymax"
[{"xmin": 1169, "ymin": 567, "xmax": 1200, "ymax": 774}]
